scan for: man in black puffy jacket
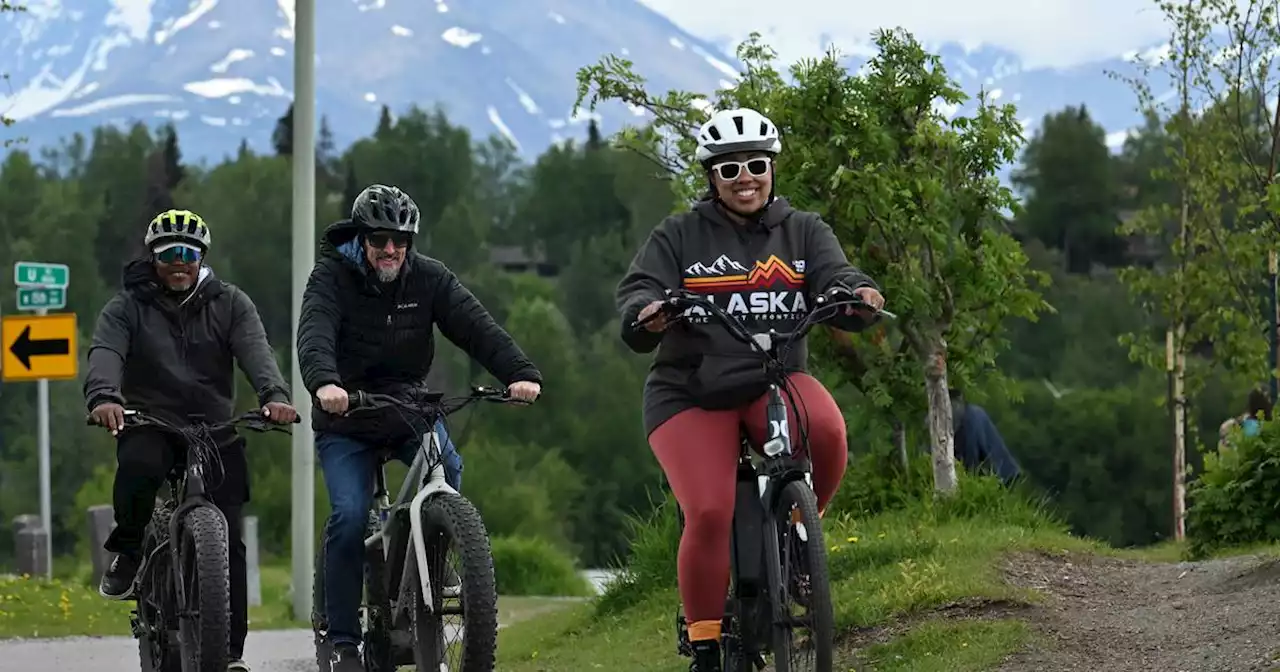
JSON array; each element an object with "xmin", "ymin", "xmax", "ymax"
[
  {"xmin": 84, "ymin": 208, "xmax": 298, "ymax": 672},
  {"xmin": 298, "ymin": 184, "xmax": 541, "ymax": 672}
]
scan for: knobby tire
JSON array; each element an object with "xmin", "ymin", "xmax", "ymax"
[
  {"xmin": 769, "ymin": 480, "xmax": 834, "ymax": 672},
  {"xmin": 412, "ymin": 493, "xmax": 499, "ymax": 672},
  {"xmin": 179, "ymin": 506, "xmax": 231, "ymax": 672}
]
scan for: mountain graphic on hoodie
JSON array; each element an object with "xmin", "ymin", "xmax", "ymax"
[{"xmin": 684, "ymin": 254, "xmax": 750, "ymax": 277}]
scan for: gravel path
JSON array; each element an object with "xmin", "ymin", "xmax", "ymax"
[{"xmin": 997, "ymin": 551, "xmax": 1280, "ymax": 671}]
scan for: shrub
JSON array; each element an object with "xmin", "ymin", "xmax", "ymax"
[
  {"xmin": 595, "ymin": 490, "xmax": 681, "ymax": 616},
  {"xmin": 490, "ymin": 535, "xmax": 593, "ymax": 596},
  {"xmin": 1185, "ymin": 418, "xmax": 1280, "ymax": 559},
  {"xmin": 827, "ymin": 447, "xmax": 934, "ymax": 518}
]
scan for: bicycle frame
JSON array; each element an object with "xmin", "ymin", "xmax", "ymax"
[
  {"xmin": 86, "ymin": 408, "xmax": 293, "ymax": 660},
  {"xmin": 346, "ymin": 388, "xmax": 511, "ymax": 620},
  {"xmin": 363, "ymin": 424, "xmax": 454, "ymax": 618}
]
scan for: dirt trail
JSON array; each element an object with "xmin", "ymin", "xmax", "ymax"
[{"xmin": 996, "ymin": 550, "xmax": 1280, "ymax": 671}]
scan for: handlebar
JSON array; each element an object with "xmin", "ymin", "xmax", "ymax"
[
  {"xmin": 85, "ymin": 408, "xmax": 298, "ymax": 434},
  {"xmin": 344, "ymin": 385, "xmax": 528, "ymax": 419},
  {"xmin": 629, "ymin": 285, "xmax": 895, "ymax": 358}
]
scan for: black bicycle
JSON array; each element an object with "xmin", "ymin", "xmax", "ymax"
[
  {"xmin": 312, "ymin": 385, "xmax": 525, "ymax": 672},
  {"xmin": 86, "ymin": 408, "xmax": 295, "ymax": 672},
  {"xmin": 632, "ymin": 285, "xmax": 893, "ymax": 672}
]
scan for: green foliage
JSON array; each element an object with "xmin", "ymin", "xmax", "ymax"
[
  {"xmin": 984, "ymin": 375, "xmax": 1178, "ymax": 547},
  {"xmin": 489, "ymin": 536, "xmax": 593, "ymax": 596},
  {"xmin": 1012, "ymin": 106, "xmax": 1126, "ymax": 272},
  {"xmin": 1115, "ymin": 0, "xmax": 1280, "ymax": 395},
  {"xmin": 826, "ymin": 447, "xmax": 934, "ymax": 518},
  {"xmin": 1185, "ymin": 418, "xmax": 1280, "ymax": 558},
  {"xmin": 577, "ymin": 30, "xmax": 1048, "ymax": 495},
  {"xmin": 594, "ymin": 490, "xmax": 681, "ymax": 616}
]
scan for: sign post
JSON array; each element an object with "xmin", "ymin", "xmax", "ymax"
[{"xmin": 9, "ymin": 261, "xmax": 73, "ymax": 576}]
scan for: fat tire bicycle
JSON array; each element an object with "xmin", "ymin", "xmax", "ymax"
[
  {"xmin": 86, "ymin": 408, "xmax": 296, "ymax": 672},
  {"xmin": 311, "ymin": 385, "xmax": 524, "ymax": 672},
  {"xmin": 632, "ymin": 285, "xmax": 893, "ymax": 672}
]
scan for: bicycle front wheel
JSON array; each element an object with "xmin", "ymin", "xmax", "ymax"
[
  {"xmin": 410, "ymin": 493, "xmax": 499, "ymax": 672},
  {"xmin": 177, "ymin": 506, "xmax": 231, "ymax": 672},
  {"xmin": 769, "ymin": 480, "xmax": 834, "ymax": 672}
]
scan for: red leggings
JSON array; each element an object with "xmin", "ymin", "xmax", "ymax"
[{"xmin": 648, "ymin": 372, "xmax": 849, "ymax": 626}]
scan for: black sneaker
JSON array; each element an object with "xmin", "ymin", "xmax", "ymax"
[
  {"xmin": 689, "ymin": 639, "xmax": 722, "ymax": 672},
  {"xmin": 329, "ymin": 643, "xmax": 362, "ymax": 672},
  {"xmin": 99, "ymin": 553, "xmax": 140, "ymax": 600}
]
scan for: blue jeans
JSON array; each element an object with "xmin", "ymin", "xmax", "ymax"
[
  {"xmin": 955, "ymin": 405, "xmax": 1022, "ymax": 485},
  {"xmin": 317, "ymin": 420, "xmax": 460, "ymax": 647}
]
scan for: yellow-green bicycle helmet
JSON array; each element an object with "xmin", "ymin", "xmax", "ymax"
[{"xmin": 145, "ymin": 209, "xmax": 211, "ymax": 251}]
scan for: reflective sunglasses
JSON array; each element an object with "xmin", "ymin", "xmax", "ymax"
[
  {"xmin": 710, "ymin": 156, "xmax": 772, "ymax": 182},
  {"xmin": 366, "ymin": 231, "xmax": 412, "ymax": 249},
  {"xmin": 154, "ymin": 245, "xmax": 202, "ymax": 264}
]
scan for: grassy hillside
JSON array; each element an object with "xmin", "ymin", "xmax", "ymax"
[{"xmin": 494, "ymin": 472, "xmax": 1149, "ymax": 671}]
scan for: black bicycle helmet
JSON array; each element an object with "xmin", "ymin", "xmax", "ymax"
[{"xmin": 351, "ymin": 184, "xmax": 420, "ymax": 234}]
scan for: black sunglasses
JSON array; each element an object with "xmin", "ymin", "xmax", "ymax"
[{"xmin": 366, "ymin": 231, "xmax": 412, "ymax": 249}]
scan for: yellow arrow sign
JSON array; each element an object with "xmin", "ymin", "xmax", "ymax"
[{"xmin": 2, "ymin": 313, "xmax": 78, "ymax": 382}]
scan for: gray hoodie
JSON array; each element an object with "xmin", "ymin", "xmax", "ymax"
[{"xmin": 616, "ymin": 197, "xmax": 878, "ymax": 435}]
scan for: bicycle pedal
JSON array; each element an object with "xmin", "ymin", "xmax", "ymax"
[{"xmin": 752, "ymin": 653, "xmax": 767, "ymax": 670}]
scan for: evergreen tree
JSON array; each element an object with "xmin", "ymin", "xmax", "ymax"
[
  {"xmin": 375, "ymin": 104, "xmax": 394, "ymax": 138},
  {"xmin": 1013, "ymin": 105, "xmax": 1125, "ymax": 273},
  {"xmin": 272, "ymin": 102, "xmax": 294, "ymax": 156}
]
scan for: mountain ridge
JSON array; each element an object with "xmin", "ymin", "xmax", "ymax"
[{"xmin": 0, "ymin": 1, "xmax": 1203, "ymax": 165}]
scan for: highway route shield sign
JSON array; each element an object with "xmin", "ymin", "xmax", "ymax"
[{"xmin": 1, "ymin": 313, "xmax": 78, "ymax": 382}]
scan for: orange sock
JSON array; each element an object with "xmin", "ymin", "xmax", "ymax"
[{"xmin": 688, "ymin": 619, "xmax": 721, "ymax": 642}]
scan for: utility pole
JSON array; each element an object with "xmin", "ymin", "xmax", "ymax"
[{"xmin": 290, "ymin": 0, "xmax": 317, "ymax": 621}]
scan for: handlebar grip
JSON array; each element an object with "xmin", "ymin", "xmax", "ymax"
[
  {"xmin": 84, "ymin": 415, "xmax": 95, "ymax": 426},
  {"xmin": 348, "ymin": 391, "xmax": 366, "ymax": 409}
]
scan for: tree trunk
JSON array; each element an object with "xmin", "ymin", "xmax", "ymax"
[
  {"xmin": 892, "ymin": 420, "xmax": 908, "ymax": 472},
  {"xmin": 922, "ymin": 335, "xmax": 959, "ymax": 495},
  {"xmin": 1168, "ymin": 327, "xmax": 1187, "ymax": 541}
]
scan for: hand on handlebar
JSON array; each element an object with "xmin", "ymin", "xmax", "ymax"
[
  {"xmin": 261, "ymin": 401, "xmax": 300, "ymax": 424},
  {"xmin": 316, "ymin": 384, "xmax": 349, "ymax": 415},
  {"xmin": 506, "ymin": 380, "xmax": 542, "ymax": 403},
  {"xmin": 636, "ymin": 300, "xmax": 671, "ymax": 333},
  {"xmin": 821, "ymin": 285, "xmax": 896, "ymax": 320},
  {"xmin": 89, "ymin": 402, "xmax": 127, "ymax": 435}
]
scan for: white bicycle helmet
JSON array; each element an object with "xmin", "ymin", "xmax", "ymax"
[
  {"xmin": 694, "ymin": 108, "xmax": 782, "ymax": 164},
  {"xmin": 144, "ymin": 209, "xmax": 211, "ymax": 251}
]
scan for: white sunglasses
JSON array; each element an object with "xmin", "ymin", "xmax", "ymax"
[{"xmin": 710, "ymin": 156, "xmax": 772, "ymax": 182}]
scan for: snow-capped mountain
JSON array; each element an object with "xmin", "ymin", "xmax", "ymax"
[
  {"xmin": 1, "ymin": 0, "xmax": 742, "ymax": 163},
  {"xmin": 0, "ymin": 0, "xmax": 1199, "ymax": 170},
  {"xmin": 685, "ymin": 254, "xmax": 749, "ymax": 276}
]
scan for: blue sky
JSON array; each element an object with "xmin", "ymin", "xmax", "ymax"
[{"xmin": 636, "ymin": 0, "xmax": 1176, "ymax": 70}]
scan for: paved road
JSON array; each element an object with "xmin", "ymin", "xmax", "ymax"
[
  {"xmin": 0, "ymin": 569, "xmax": 619, "ymax": 672},
  {"xmin": 0, "ymin": 626, "xmax": 479, "ymax": 672},
  {"xmin": 0, "ymin": 628, "xmax": 319, "ymax": 672}
]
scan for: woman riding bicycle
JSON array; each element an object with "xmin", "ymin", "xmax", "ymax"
[{"xmin": 616, "ymin": 107, "xmax": 886, "ymax": 672}]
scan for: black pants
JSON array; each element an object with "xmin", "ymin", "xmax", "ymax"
[{"xmin": 104, "ymin": 427, "xmax": 251, "ymax": 659}]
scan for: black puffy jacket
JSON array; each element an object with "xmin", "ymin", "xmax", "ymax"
[{"xmin": 297, "ymin": 220, "xmax": 542, "ymax": 444}]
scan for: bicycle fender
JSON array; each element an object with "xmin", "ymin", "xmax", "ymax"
[{"xmin": 408, "ymin": 431, "xmax": 456, "ymax": 614}]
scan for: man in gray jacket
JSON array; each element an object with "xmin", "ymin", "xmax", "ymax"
[{"xmin": 83, "ymin": 209, "xmax": 297, "ymax": 672}]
